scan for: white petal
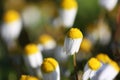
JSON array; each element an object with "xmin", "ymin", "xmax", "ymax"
[
  {"xmin": 97, "ymin": 64, "xmax": 119, "ymax": 80},
  {"xmin": 75, "ymin": 38, "xmax": 82, "ymax": 53},
  {"xmin": 64, "ymin": 37, "xmax": 74, "ymax": 55},
  {"xmin": 26, "ymin": 54, "xmax": 38, "ymax": 68},
  {"xmin": 35, "ymin": 52, "xmax": 43, "ymax": 66},
  {"xmin": 60, "ymin": 8, "xmax": 77, "ymax": 27},
  {"xmin": 82, "ymin": 68, "xmax": 92, "ymax": 80}
]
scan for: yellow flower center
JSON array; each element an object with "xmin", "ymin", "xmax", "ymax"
[
  {"xmin": 41, "ymin": 58, "xmax": 58, "ymax": 73},
  {"xmin": 88, "ymin": 57, "xmax": 101, "ymax": 70},
  {"xmin": 4, "ymin": 10, "xmax": 20, "ymax": 23},
  {"xmin": 20, "ymin": 75, "xmax": 38, "ymax": 80},
  {"xmin": 67, "ymin": 28, "xmax": 83, "ymax": 39},
  {"xmin": 80, "ymin": 38, "xmax": 92, "ymax": 52},
  {"xmin": 24, "ymin": 44, "xmax": 39, "ymax": 55},
  {"xmin": 39, "ymin": 34, "xmax": 53, "ymax": 45},
  {"xmin": 61, "ymin": 0, "xmax": 78, "ymax": 10},
  {"xmin": 96, "ymin": 53, "xmax": 111, "ymax": 63},
  {"xmin": 109, "ymin": 60, "xmax": 119, "ymax": 72}
]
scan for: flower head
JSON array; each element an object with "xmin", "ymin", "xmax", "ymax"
[
  {"xmin": 38, "ymin": 34, "xmax": 56, "ymax": 50},
  {"xmin": 82, "ymin": 57, "xmax": 102, "ymax": 80},
  {"xmin": 1, "ymin": 10, "xmax": 22, "ymax": 49},
  {"xmin": 41, "ymin": 58, "xmax": 60, "ymax": 80},
  {"xmin": 88, "ymin": 57, "xmax": 101, "ymax": 70},
  {"xmin": 41, "ymin": 58, "xmax": 58, "ymax": 73},
  {"xmin": 24, "ymin": 43, "xmax": 43, "ymax": 68},
  {"xmin": 64, "ymin": 28, "xmax": 83, "ymax": 55}
]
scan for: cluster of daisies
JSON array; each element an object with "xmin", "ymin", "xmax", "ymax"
[{"xmin": 0, "ymin": 0, "xmax": 120, "ymax": 80}]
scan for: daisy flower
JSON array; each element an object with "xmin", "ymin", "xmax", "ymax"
[
  {"xmin": 60, "ymin": 0, "xmax": 78, "ymax": 27},
  {"xmin": 82, "ymin": 57, "xmax": 102, "ymax": 80},
  {"xmin": 38, "ymin": 34, "xmax": 56, "ymax": 51},
  {"xmin": 24, "ymin": 43, "xmax": 43, "ymax": 68},
  {"xmin": 64, "ymin": 28, "xmax": 83, "ymax": 55},
  {"xmin": 1, "ymin": 10, "xmax": 22, "ymax": 49},
  {"xmin": 20, "ymin": 75, "xmax": 38, "ymax": 80},
  {"xmin": 41, "ymin": 58, "xmax": 60, "ymax": 80}
]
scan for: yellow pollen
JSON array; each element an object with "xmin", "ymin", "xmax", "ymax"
[
  {"xmin": 41, "ymin": 58, "xmax": 58, "ymax": 73},
  {"xmin": 109, "ymin": 60, "xmax": 119, "ymax": 72},
  {"xmin": 20, "ymin": 75, "xmax": 38, "ymax": 80},
  {"xmin": 61, "ymin": 0, "xmax": 78, "ymax": 10},
  {"xmin": 80, "ymin": 38, "xmax": 92, "ymax": 52},
  {"xmin": 4, "ymin": 10, "xmax": 20, "ymax": 23},
  {"xmin": 67, "ymin": 28, "xmax": 83, "ymax": 39},
  {"xmin": 24, "ymin": 44, "xmax": 39, "ymax": 55},
  {"xmin": 88, "ymin": 57, "xmax": 101, "ymax": 70},
  {"xmin": 39, "ymin": 34, "xmax": 53, "ymax": 45},
  {"xmin": 96, "ymin": 53, "xmax": 111, "ymax": 63}
]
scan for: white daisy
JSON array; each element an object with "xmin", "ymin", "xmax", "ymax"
[
  {"xmin": 82, "ymin": 57, "xmax": 102, "ymax": 80},
  {"xmin": 24, "ymin": 43, "xmax": 43, "ymax": 68},
  {"xmin": 60, "ymin": 0, "xmax": 78, "ymax": 27},
  {"xmin": 41, "ymin": 58, "xmax": 60, "ymax": 80},
  {"xmin": 38, "ymin": 34, "xmax": 56, "ymax": 51},
  {"xmin": 64, "ymin": 28, "xmax": 83, "ymax": 55},
  {"xmin": 1, "ymin": 10, "xmax": 22, "ymax": 49}
]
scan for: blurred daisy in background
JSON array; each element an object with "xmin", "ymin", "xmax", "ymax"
[
  {"xmin": 41, "ymin": 57, "xmax": 60, "ymax": 80},
  {"xmin": 98, "ymin": 0, "xmax": 118, "ymax": 11},
  {"xmin": 60, "ymin": 0, "xmax": 78, "ymax": 28},
  {"xmin": 38, "ymin": 34, "xmax": 56, "ymax": 57},
  {"xmin": 97, "ymin": 19, "xmax": 112, "ymax": 46},
  {"xmin": 1, "ymin": 10, "xmax": 22, "ymax": 49},
  {"xmin": 76, "ymin": 38, "xmax": 93, "ymax": 62},
  {"xmin": 86, "ymin": 18, "xmax": 111, "ymax": 46},
  {"xmin": 22, "ymin": 5, "xmax": 41, "ymax": 28},
  {"xmin": 24, "ymin": 43, "xmax": 43, "ymax": 79},
  {"xmin": 86, "ymin": 24, "xmax": 99, "ymax": 45}
]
